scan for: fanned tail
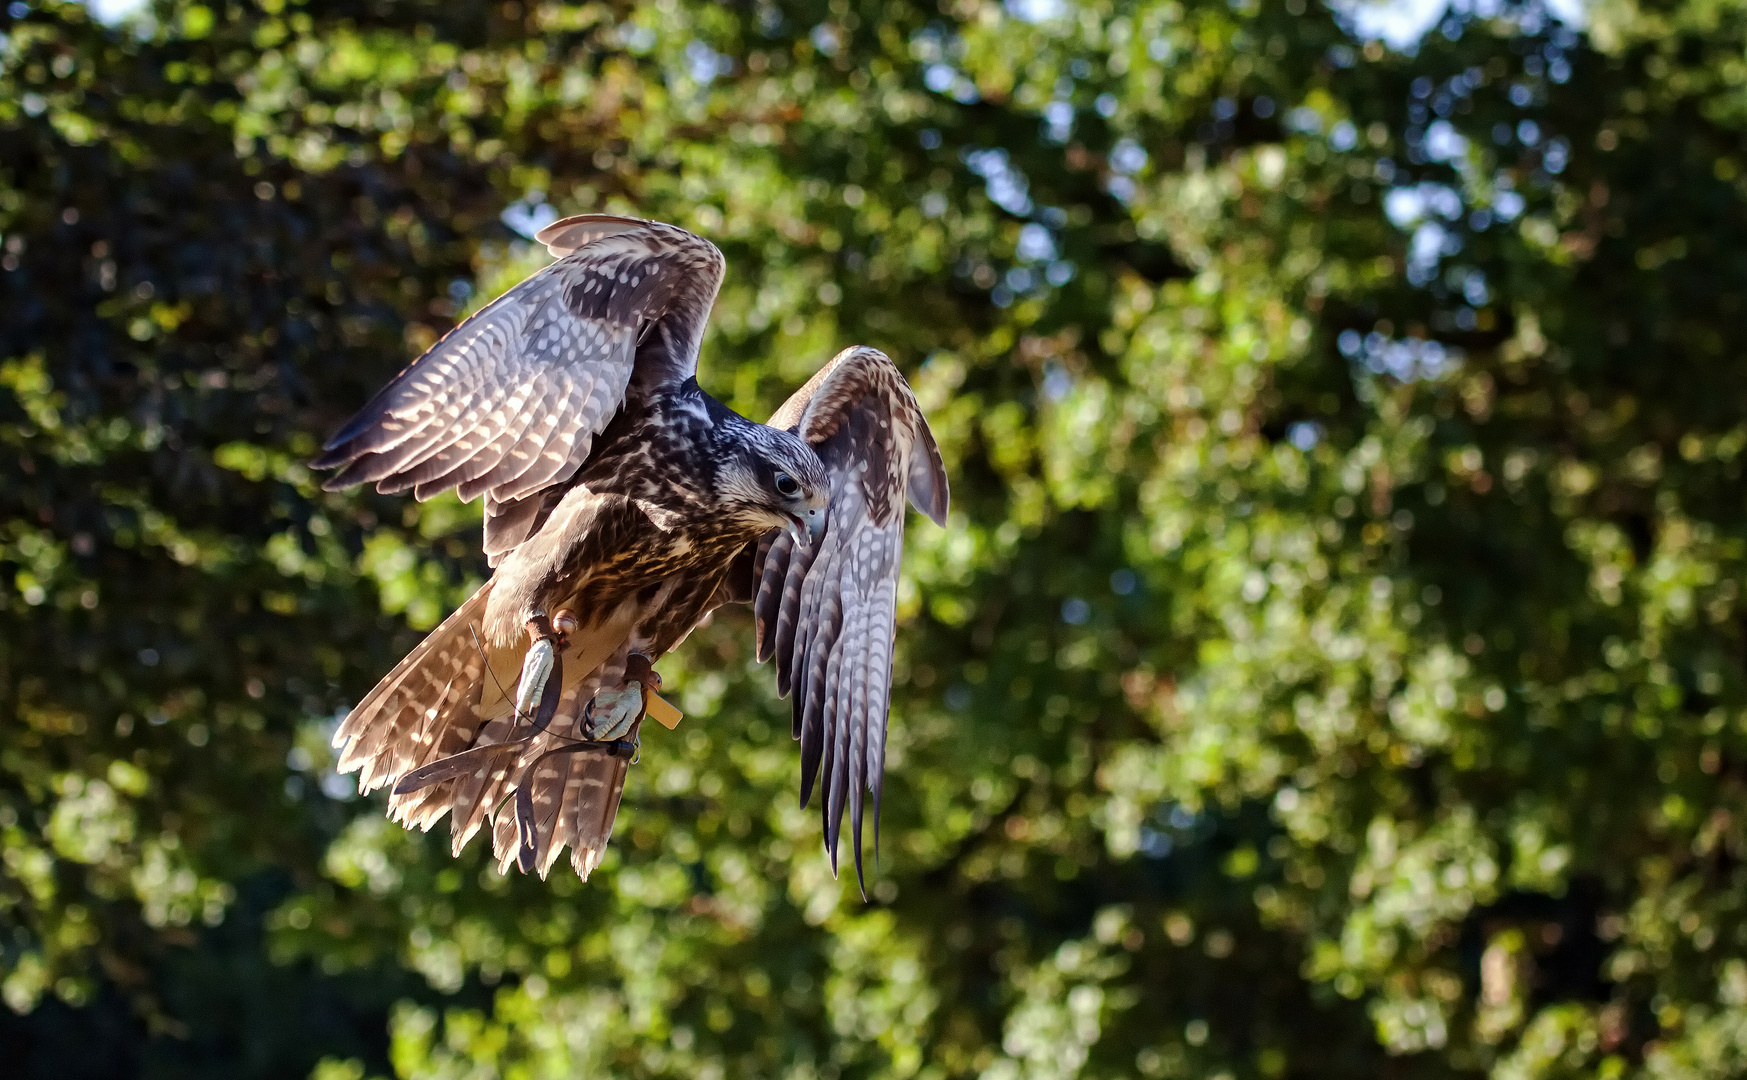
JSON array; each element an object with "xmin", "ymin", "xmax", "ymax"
[{"xmin": 332, "ymin": 583, "xmax": 640, "ymax": 879}]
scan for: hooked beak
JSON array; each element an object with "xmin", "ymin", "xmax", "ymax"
[{"xmin": 785, "ymin": 506, "xmax": 826, "ymax": 545}]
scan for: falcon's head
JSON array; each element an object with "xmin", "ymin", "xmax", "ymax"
[{"xmin": 716, "ymin": 424, "xmax": 830, "ymax": 543}]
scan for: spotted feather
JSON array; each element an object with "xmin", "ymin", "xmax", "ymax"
[
  {"xmin": 753, "ymin": 346, "xmax": 949, "ymax": 892},
  {"xmin": 313, "ymin": 216, "xmax": 724, "ymax": 555}
]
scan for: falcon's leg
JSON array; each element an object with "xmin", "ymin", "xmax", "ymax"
[
  {"xmin": 583, "ymin": 651, "xmax": 661, "ymax": 742},
  {"xmin": 514, "ymin": 611, "xmax": 576, "ymax": 731}
]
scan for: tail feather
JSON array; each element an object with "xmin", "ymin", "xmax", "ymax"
[
  {"xmin": 333, "ymin": 588, "xmax": 488, "ymax": 764},
  {"xmin": 576, "ymin": 735, "xmax": 635, "ymax": 878},
  {"xmin": 553, "ymin": 719, "xmax": 639, "ymax": 880},
  {"xmin": 333, "ymin": 582, "xmax": 643, "ymax": 877},
  {"xmin": 534, "ymin": 752, "xmax": 582, "ymax": 878},
  {"xmin": 544, "ymin": 757, "xmax": 592, "ymax": 878},
  {"xmin": 447, "ymin": 712, "xmax": 523, "ymax": 856},
  {"xmin": 489, "ymin": 664, "xmax": 635, "ymax": 880},
  {"xmin": 336, "ymin": 585, "xmax": 493, "ymax": 790}
]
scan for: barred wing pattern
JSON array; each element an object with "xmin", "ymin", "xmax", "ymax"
[
  {"xmin": 753, "ymin": 347, "xmax": 949, "ymax": 889},
  {"xmin": 330, "ymin": 579, "xmax": 646, "ymax": 880},
  {"xmin": 312, "ymin": 216, "xmax": 724, "ymax": 561}
]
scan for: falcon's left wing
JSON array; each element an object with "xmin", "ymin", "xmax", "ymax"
[
  {"xmin": 751, "ymin": 347, "xmax": 949, "ymax": 890},
  {"xmin": 311, "ymin": 215, "xmax": 724, "ymax": 563}
]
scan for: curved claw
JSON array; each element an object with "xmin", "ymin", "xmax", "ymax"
[{"xmin": 583, "ymin": 683, "xmax": 645, "ymax": 741}]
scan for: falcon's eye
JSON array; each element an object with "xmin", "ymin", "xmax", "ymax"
[{"xmin": 773, "ymin": 471, "xmax": 801, "ymax": 498}]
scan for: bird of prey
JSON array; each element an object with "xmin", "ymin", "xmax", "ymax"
[{"xmin": 315, "ymin": 214, "xmax": 948, "ymax": 888}]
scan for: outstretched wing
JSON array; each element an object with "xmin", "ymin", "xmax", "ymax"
[
  {"xmin": 313, "ymin": 215, "xmax": 725, "ymax": 560},
  {"xmin": 751, "ymin": 346, "xmax": 949, "ymax": 891}
]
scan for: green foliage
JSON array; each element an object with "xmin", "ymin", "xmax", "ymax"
[{"xmin": 3, "ymin": 0, "xmax": 1747, "ymax": 1076}]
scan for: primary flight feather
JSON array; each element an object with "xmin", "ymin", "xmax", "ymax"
[{"xmin": 315, "ymin": 215, "xmax": 947, "ymax": 888}]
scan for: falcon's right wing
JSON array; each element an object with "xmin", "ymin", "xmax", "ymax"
[
  {"xmin": 313, "ymin": 215, "xmax": 725, "ymax": 560},
  {"xmin": 751, "ymin": 346, "xmax": 949, "ymax": 891}
]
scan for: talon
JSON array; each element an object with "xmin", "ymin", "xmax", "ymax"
[
  {"xmin": 515, "ymin": 637, "xmax": 556, "ymax": 720},
  {"xmin": 583, "ymin": 683, "xmax": 645, "ymax": 742}
]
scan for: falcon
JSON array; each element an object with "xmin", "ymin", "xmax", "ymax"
[{"xmin": 315, "ymin": 214, "xmax": 948, "ymax": 889}]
